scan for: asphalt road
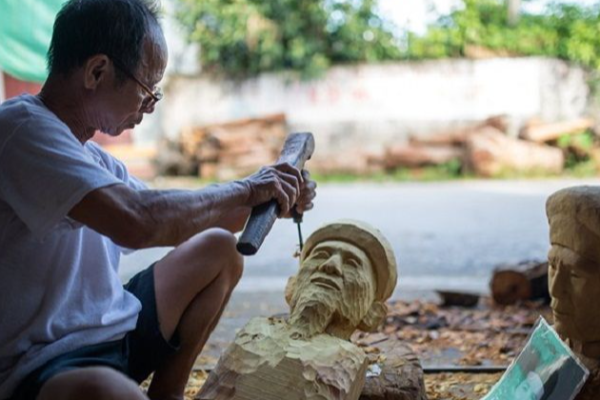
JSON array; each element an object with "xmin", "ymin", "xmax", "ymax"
[{"xmin": 121, "ymin": 178, "xmax": 600, "ymax": 298}]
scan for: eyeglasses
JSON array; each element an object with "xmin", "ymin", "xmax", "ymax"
[{"xmin": 109, "ymin": 57, "xmax": 163, "ymax": 109}]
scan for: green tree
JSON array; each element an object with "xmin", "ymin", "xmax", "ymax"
[
  {"xmin": 406, "ymin": 0, "xmax": 600, "ymax": 73},
  {"xmin": 174, "ymin": 0, "xmax": 402, "ymax": 78}
]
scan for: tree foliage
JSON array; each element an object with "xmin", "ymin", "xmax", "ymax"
[
  {"xmin": 175, "ymin": 0, "xmax": 600, "ymax": 78},
  {"xmin": 174, "ymin": 0, "xmax": 402, "ymax": 78},
  {"xmin": 407, "ymin": 0, "xmax": 600, "ymax": 72}
]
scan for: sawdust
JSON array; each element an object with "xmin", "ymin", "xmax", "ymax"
[
  {"xmin": 356, "ymin": 297, "xmax": 552, "ymax": 367},
  {"xmin": 142, "ymin": 298, "xmax": 550, "ymax": 399},
  {"xmin": 140, "ymin": 371, "xmax": 208, "ymax": 400},
  {"xmin": 425, "ymin": 372, "xmax": 502, "ymax": 399}
]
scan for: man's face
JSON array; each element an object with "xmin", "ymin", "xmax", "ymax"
[
  {"xmin": 95, "ymin": 26, "xmax": 167, "ymax": 136},
  {"xmin": 549, "ymin": 245, "xmax": 600, "ymax": 342},
  {"xmin": 290, "ymin": 240, "xmax": 376, "ymax": 328}
]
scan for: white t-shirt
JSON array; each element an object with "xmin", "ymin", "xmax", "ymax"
[{"xmin": 0, "ymin": 94, "xmax": 146, "ymax": 399}]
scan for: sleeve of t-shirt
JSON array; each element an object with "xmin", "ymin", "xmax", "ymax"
[
  {"xmin": 84, "ymin": 141, "xmax": 149, "ymax": 191},
  {"xmin": 83, "ymin": 141, "xmax": 149, "ymax": 255},
  {"xmin": 0, "ymin": 118, "xmax": 122, "ymax": 239}
]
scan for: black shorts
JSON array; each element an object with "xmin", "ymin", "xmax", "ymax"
[{"xmin": 8, "ymin": 263, "xmax": 179, "ymax": 400}]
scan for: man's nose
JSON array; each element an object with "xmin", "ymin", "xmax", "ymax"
[
  {"xmin": 140, "ymin": 102, "xmax": 155, "ymax": 114},
  {"xmin": 317, "ymin": 254, "xmax": 343, "ymax": 276}
]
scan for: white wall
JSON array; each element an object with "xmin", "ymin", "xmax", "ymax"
[{"xmin": 138, "ymin": 57, "xmax": 590, "ymax": 158}]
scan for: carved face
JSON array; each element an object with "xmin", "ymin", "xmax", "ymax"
[
  {"xmin": 548, "ymin": 245, "xmax": 600, "ymax": 342},
  {"xmin": 288, "ymin": 240, "xmax": 376, "ymax": 333}
]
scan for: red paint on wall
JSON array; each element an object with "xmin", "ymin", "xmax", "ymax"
[
  {"xmin": 91, "ymin": 129, "xmax": 133, "ymax": 145},
  {"xmin": 3, "ymin": 72, "xmax": 42, "ymax": 99}
]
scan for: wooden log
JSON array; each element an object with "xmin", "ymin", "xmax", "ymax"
[
  {"xmin": 489, "ymin": 260, "xmax": 549, "ymax": 306},
  {"xmin": 199, "ymin": 162, "xmax": 219, "ymax": 180},
  {"xmin": 384, "ymin": 145, "xmax": 463, "ymax": 169},
  {"xmin": 435, "ymin": 290, "xmax": 480, "ymax": 308},
  {"xmin": 181, "ymin": 126, "xmax": 209, "ymax": 157},
  {"xmin": 197, "ymin": 140, "xmax": 221, "ymax": 162},
  {"xmin": 179, "ymin": 113, "xmax": 287, "ymax": 178},
  {"xmin": 360, "ymin": 339, "xmax": 428, "ymax": 400},
  {"xmin": 520, "ymin": 118, "xmax": 594, "ymax": 143},
  {"xmin": 218, "ymin": 145, "xmax": 276, "ymax": 161},
  {"xmin": 154, "ymin": 139, "xmax": 197, "ymax": 176},
  {"xmin": 409, "ymin": 116, "xmax": 509, "ymax": 147},
  {"xmin": 464, "ymin": 127, "xmax": 564, "ymax": 177},
  {"xmin": 310, "ymin": 148, "xmax": 384, "ymax": 175}
]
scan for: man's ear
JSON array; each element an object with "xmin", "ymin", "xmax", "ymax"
[
  {"xmin": 83, "ymin": 54, "xmax": 111, "ymax": 90},
  {"xmin": 358, "ymin": 301, "xmax": 388, "ymax": 332},
  {"xmin": 284, "ymin": 275, "xmax": 297, "ymax": 306}
]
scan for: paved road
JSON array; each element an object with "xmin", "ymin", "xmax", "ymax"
[
  {"xmin": 119, "ymin": 178, "xmax": 599, "ymax": 360},
  {"xmin": 121, "ymin": 178, "xmax": 599, "ymax": 297}
]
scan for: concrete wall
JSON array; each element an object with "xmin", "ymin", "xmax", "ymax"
[{"xmin": 139, "ymin": 57, "xmax": 590, "ymax": 158}]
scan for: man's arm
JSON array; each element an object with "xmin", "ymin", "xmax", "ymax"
[{"xmin": 68, "ymin": 163, "xmax": 309, "ymax": 249}]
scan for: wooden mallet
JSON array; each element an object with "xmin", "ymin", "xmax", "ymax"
[{"xmin": 237, "ymin": 132, "xmax": 315, "ymax": 256}]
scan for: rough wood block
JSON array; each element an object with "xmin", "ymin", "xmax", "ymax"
[
  {"xmin": 360, "ymin": 339, "xmax": 428, "ymax": 400},
  {"xmin": 196, "ymin": 317, "xmax": 369, "ymax": 400}
]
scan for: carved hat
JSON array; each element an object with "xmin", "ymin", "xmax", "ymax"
[
  {"xmin": 547, "ymin": 186, "xmax": 600, "ymax": 262},
  {"xmin": 300, "ymin": 219, "xmax": 398, "ymax": 301}
]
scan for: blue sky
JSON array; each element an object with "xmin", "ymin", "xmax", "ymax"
[{"xmin": 378, "ymin": 0, "xmax": 600, "ymax": 34}]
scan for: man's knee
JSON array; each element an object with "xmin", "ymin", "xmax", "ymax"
[
  {"xmin": 38, "ymin": 367, "xmax": 146, "ymax": 400},
  {"xmin": 196, "ymin": 228, "xmax": 243, "ymax": 283}
]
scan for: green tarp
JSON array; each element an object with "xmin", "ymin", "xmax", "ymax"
[{"xmin": 0, "ymin": 0, "xmax": 66, "ymax": 82}]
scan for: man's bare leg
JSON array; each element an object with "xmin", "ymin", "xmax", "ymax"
[
  {"xmin": 37, "ymin": 367, "xmax": 147, "ymax": 400},
  {"xmin": 148, "ymin": 228, "xmax": 244, "ymax": 400}
]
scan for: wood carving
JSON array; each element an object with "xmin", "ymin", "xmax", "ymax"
[
  {"xmin": 546, "ymin": 187, "xmax": 600, "ymax": 399},
  {"xmin": 196, "ymin": 220, "xmax": 399, "ymax": 400}
]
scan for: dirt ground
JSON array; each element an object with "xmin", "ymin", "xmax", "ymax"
[{"xmin": 142, "ymin": 298, "xmax": 550, "ymax": 399}]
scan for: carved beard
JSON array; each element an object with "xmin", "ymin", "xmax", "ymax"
[{"xmin": 288, "ymin": 285, "xmax": 341, "ymax": 339}]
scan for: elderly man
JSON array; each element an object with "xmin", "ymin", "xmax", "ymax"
[
  {"xmin": 0, "ymin": 1, "xmax": 316, "ymax": 399},
  {"xmin": 197, "ymin": 220, "xmax": 397, "ymax": 400}
]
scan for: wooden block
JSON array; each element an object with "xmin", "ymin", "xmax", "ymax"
[
  {"xmin": 360, "ymin": 339, "xmax": 428, "ymax": 400},
  {"xmin": 196, "ymin": 317, "xmax": 369, "ymax": 400}
]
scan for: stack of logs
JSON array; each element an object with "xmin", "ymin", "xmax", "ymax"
[
  {"xmin": 179, "ymin": 114, "xmax": 287, "ymax": 180},
  {"xmin": 382, "ymin": 116, "xmax": 596, "ymax": 177},
  {"xmin": 168, "ymin": 114, "xmax": 596, "ymax": 179}
]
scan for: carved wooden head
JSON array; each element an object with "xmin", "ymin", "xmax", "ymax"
[
  {"xmin": 285, "ymin": 220, "xmax": 398, "ymax": 340},
  {"xmin": 547, "ymin": 186, "xmax": 600, "ymax": 343}
]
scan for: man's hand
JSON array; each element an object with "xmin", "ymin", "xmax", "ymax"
[
  {"xmin": 286, "ymin": 170, "xmax": 317, "ymax": 216},
  {"xmin": 240, "ymin": 163, "xmax": 317, "ymax": 217}
]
